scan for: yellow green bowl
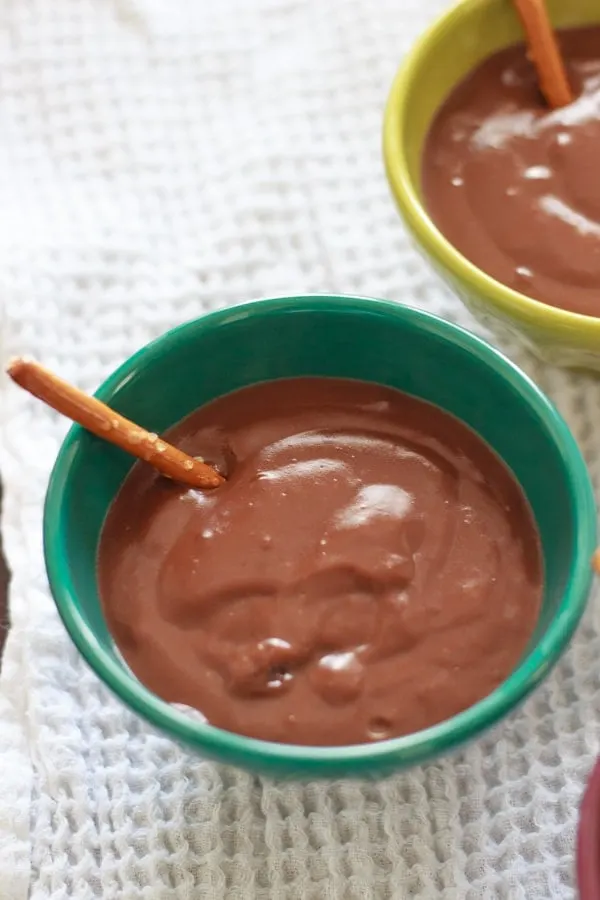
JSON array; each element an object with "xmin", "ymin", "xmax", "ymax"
[{"xmin": 383, "ymin": 0, "xmax": 600, "ymax": 370}]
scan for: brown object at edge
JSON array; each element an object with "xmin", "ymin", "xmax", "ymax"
[
  {"xmin": 592, "ymin": 548, "xmax": 600, "ymax": 575},
  {"xmin": 0, "ymin": 478, "xmax": 11, "ymax": 665},
  {"xmin": 6, "ymin": 357, "xmax": 224, "ymax": 490},
  {"xmin": 513, "ymin": 0, "xmax": 574, "ymax": 108}
]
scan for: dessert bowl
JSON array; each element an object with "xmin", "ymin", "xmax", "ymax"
[
  {"xmin": 383, "ymin": 0, "xmax": 600, "ymax": 370},
  {"xmin": 578, "ymin": 754, "xmax": 600, "ymax": 900},
  {"xmin": 43, "ymin": 294, "xmax": 596, "ymax": 777}
]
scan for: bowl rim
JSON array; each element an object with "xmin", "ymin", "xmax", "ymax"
[
  {"xmin": 43, "ymin": 293, "xmax": 597, "ymax": 771},
  {"xmin": 578, "ymin": 755, "xmax": 600, "ymax": 899},
  {"xmin": 382, "ymin": 0, "xmax": 600, "ymax": 338}
]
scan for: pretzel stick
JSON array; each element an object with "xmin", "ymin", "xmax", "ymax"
[
  {"xmin": 7, "ymin": 357, "xmax": 224, "ymax": 489},
  {"xmin": 513, "ymin": 0, "xmax": 573, "ymax": 109}
]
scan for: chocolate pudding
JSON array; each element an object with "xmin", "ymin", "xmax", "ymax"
[
  {"xmin": 98, "ymin": 378, "xmax": 542, "ymax": 746},
  {"xmin": 422, "ymin": 26, "xmax": 600, "ymax": 317}
]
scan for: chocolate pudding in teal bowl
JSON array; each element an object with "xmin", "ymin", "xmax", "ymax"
[{"xmin": 43, "ymin": 295, "xmax": 595, "ymax": 777}]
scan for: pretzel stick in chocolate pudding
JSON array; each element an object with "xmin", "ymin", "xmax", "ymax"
[
  {"xmin": 513, "ymin": 0, "xmax": 573, "ymax": 109},
  {"xmin": 6, "ymin": 358, "xmax": 224, "ymax": 489}
]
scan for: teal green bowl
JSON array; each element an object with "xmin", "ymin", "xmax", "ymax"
[{"xmin": 44, "ymin": 295, "xmax": 596, "ymax": 778}]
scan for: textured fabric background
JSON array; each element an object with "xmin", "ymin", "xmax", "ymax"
[{"xmin": 1, "ymin": 0, "xmax": 599, "ymax": 897}]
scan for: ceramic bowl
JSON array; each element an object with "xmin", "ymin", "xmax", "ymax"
[
  {"xmin": 44, "ymin": 295, "xmax": 596, "ymax": 777},
  {"xmin": 578, "ymin": 755, "xmax": 600, "ymax": 899},
  {"xmin": 383, "ymin": 0, "xmax": 600, "ymax": 370}
]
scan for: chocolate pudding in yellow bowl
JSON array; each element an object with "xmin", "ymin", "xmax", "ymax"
[{"xmin": 384, "ymin": 0, "xmax": 600, "ymax": 370}]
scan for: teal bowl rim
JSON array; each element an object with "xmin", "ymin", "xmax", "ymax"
[{"xmin": 43, "ymin": 294, "xmax": 597, "ymax": 772}]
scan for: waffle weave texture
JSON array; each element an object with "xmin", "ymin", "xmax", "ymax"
[{"xmin": 1, "ymin": 0, "xmax": 599, "ymax": 897}]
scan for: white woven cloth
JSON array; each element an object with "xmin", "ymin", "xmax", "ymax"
[{"xmin": 1, "ymin": 0, "xmax": 600, "ymax": 896}]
